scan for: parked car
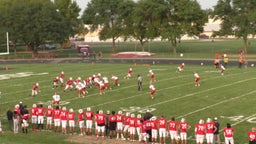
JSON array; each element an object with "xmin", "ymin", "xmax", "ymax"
[{"xmin": 38, "ymin": 44, "xmax": 56, "ymax": 50}]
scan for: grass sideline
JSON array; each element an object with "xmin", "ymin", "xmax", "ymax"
[
  {"xmin": 0, "ymin": 62, "xmax": 255, "ymax": 143},
  {"xmin": 2, "ymin": 39, "xmax": 256, "ymax": 60}
]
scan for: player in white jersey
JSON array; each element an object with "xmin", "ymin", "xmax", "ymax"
[{"xmin": 193, "ymin": 72, "xmax": 200, "ymax": 86}]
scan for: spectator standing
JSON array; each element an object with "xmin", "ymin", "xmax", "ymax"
[
  {"xmin": 105, "ymin": 110, "xmax": 110, "ymax": 137},
  {"xmin": 213, "ymin": 117, "xmax": 221, "ymax": 144},
  {"xmin": 7, "ymin": 108, "xmax": 13, "ymax": 131}
]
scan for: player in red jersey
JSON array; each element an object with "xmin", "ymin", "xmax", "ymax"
[
  {"xmin": 141, "ymin": 120, "xmax": 149, "ymax": 143},
  {"xmin": 223, "ymin": 123, "xmax": 234, "ymax": 144},
  {"xmin": 37, "ymin": 104, "xmax": 44, "ymax": 130},
  {"xmin": 111, "ymin": 75, "xmax": 120, "ymax": 86},
  {"xmin": 149, "ymin": 84, "xmax": 156, "ymax": 99},
  {"xmin": 60, "ymin": 107, "xmax": 68, "ymax": 134},
  {"xmin": 64, "ymin": 77, "xmax": 73, "ymax": 92},
  {"xmin": 76, "ymin": 81, "xmax": 87, "ymax": 98},
  {"xmin": 148, "ymin": 69, "xmax": 155, "ymax": 83},
  {"xmin": 31, "ymin": 83, "xmax": 39, "ymax": 97},
  {"xmin": 168, "ymin": 117, "xmax": 179, "ymax": 144},
  {"xmin": 116, "ymin": 110, "xmax": 124, "ymax": 139},
  {"xmin": 129, "ymin": 114, "xmax": 136, "ymax": 141},
  {"xmin": 151, "ymin": 116, "xmax": 158, "ymax": 144},
  {"xmin": 193, "ymin": 72, "xmax": 200, "ymax": 86},
  {"xmin": 30, "ymin": 104, "xmax": 38, "ymax": 130},
  {"xmin": 96, "ymin": 110, "xmax": 106, "ymax": 140},
  {"xmin": 59, "ymin": 71, "xmax": 65, "ymax": 87},
  {"xmin": 177, "ymin": 63, "xmax": 185, "ymax": 73},
  {"xmin": 78, "ymin": 109, "xmax": 85, "ymax": 136},
  {"xmin": 53, "ymin": 106, "xmax": 61, "ymax": 133},
  {"xmin": 158, "ymin": 115, "xmax": 167, "ymax": 144},
  {"xmin": 68, "ymin": 108, "xmax": 75, "ymax": 135},
  {"xmin": 52, "ymin": 76, "xmax": 59, "ymax": 89},
  {"xmin": 124, "ymin": 68, "xmax": 133, "ymax": 79},
  {"xmin": 45, "ymin": 105, "xmax": 53, "ymax": 130},
  {"xmin": 136, "ymin": 114, "xmax": 142, "ymax": 142},
  {"xmin": 85, "ymin": 107, "xmax": 94, "ymax": 135},
  {"xmin": 103, "ymin": 76, "xmax": 112, "ymax": 90},
  {"xmin": 21, "ymin": 113, "xmax": 30, "ymax": 134},
  {"xmin": 195, "ymin": 119, "xmax": 205, "ymax": 144},
  {"xmin": 109, "ymin": 111, "xmax": 117, "ymax": 139},
  {"xmin": 99, "ymin": 81, "xmax": 106, "ymax": 95},
  {"xmin": 205, "ymin": 118, "xmax": 216, "ymax": 144},
  {"xmin": 248, "ymin": 127, "xmax": 256, "ymax": 144},
  {"xmin": 123, "ymin": 112, "xmax": 131, "ymax": 140},
  {"xmin": 179, "ymin": 118, "xmax": 191, "ymax": 144}
]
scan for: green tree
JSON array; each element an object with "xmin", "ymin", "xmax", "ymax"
[
  {"xmin": 82, "ymin": 0, "xmax": 134, "ymax": 53},
  {"xmin": 212, "ymin": 0, "xmax": 256, "ymax": 53},
  {"xmin": 0, "ymin": 0, "xmax": 82, "ymax": 57},
  {"xmin": 160, "ymin": 0, "xmax": 207, "ymax": 54},
  {"xmin": 129, "ymin": 0, "xmax": 164, "ymax": 51},
  {"xmin": 54, "ymin": 0, "xmax": 84, "ymax": 48}
]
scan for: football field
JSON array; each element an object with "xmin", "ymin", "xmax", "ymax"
[{"xmin": 0, "ymin": 62, "xmax": 255, "ymax": 143}]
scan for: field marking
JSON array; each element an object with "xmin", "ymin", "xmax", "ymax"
[
  {"xmin": 0, "ymin": 69, "xmax": 193, "ymax": 105},
  {"xmin": 176, "ymin": 90, "xmax": 256, "ymax": 119},
  {"xmin": 83, "ymin": 75, "xmax": 254, "ymax": 111}
]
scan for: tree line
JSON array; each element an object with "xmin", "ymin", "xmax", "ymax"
[{"xmin": 0, "ymin": 0, "xmax": 255, "ymax": 55}]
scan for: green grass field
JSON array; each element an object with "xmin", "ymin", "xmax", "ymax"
[{"xmin": 0, "ymin": 62, "xmax": 255, "ymax": 144}]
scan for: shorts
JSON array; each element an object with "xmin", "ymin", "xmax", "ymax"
[
  {"xmin": 54, "ymin": 119, "xmax": 60, "ymax": 127},
  {"xmin": 86, "ymin": 120, "xmax": 92, "ymax": 129},
  {"xmin": 69, "ymin": 120, "xmax": 75, "ymax": 127},
  {"xmin": 31, "ymin": 116, "xmax": 37, "ymax": 124},
  {"xmin": 109, "ymin": 122, "xmax": 117, "ymax": 130},
  {"xmin": 47, "ymin": 117, "xmax": 52, "ymax": 125}
]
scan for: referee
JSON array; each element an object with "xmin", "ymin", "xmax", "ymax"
[{"xmin": 137, "ymin": 74, "xmax": 142, "ymax": 91}]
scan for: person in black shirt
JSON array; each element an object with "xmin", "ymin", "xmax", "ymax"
[
  {"xmin": 213, "ymin": 117, "xmax": 221, "ymax": 144},
  {"xmin": 6, "ymin": 108, "xmax": 13, "ymax": 131}
]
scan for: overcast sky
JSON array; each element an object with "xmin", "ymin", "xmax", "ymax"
[{"xmin": 74, "ymin": 0, "xmax": 218, "ymax": 15}]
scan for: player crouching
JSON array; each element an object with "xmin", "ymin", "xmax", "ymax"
[
  {"xmin": 177, "ymin": 63, "xmax": 185, "ymax": 73},
  {"xmin": 149, "ymin": 84, "xmax": 156, "ymax": 99},
  {"xmin": 21, "ymin": 113, "xmax": 30, "ymax": 134},
  {"xmin": 64, "ymin": 77, "xmax": 73, "ymax": 92},
  {"xmin": 99, "ymin": 81, "xmax": 106, "ymax": 95},
  {"xmin": 76, "ymin": 82, "xmax": 88, "ymax": 98},
  {"xmin": 111, "ymin": 75, "xmax": 120, "ymax": 86}
]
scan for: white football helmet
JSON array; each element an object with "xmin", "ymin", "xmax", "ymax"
[
  {"xmin": 69, "ymin": 108, "xmax": 74, "ymax": 112},
  {"xmin": 181, "ymin": 118, "xmax": 185, "ymax": 122},
  {"xmin": 78, "ymin": 109, "xmax": 83, "ymax": 114},
  {"xmin": 199, "ymin": 119, "xmax": 204, "ymax": 124},
  {"xmin": 32, "ymin": 104, "xmax": 37, "ymax": 108},
  {"xmin": 87, "ymin": 107, "xmax": 91, "ymax": 111},
  {"xmin": 118, "ymin": 111, "xmax": 122, "ymax": 114},
  {"xmin": 137, "ymin": 114, "xmax": 141, "ymax": 118},
  {"xmin": 206, "ymin": 118, "xmax": 211, "ymax": 123},
  {"xmin": 126, "ymin": 112, "xmax": 130, "ymax": 117},
  {"xmin": 99, "ymin": 110, "xmax": 103, "ymax": 114},
  {"xmin": 62, "ymin": 107, "xmax": 66, "ymax": 111}
]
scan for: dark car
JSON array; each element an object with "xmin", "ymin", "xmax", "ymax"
[{"xmin": 38, "ymin": 44, "xmax": 56, "ymax": 50}]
